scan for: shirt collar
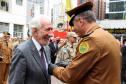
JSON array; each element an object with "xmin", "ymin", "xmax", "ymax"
[{"xmin": 32, "ymin": 37, "xmax": 41, "ymax": 51}]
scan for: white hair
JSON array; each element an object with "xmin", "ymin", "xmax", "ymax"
[{"xmin": 28, "ymin": 15, "xmax": 51, "ymax": 35}]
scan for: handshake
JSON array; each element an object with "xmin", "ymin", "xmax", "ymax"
[
  {"xmin": 48, "ymin": 61, "xmax": 69, "ymax": 75},
  {"xmin": 55, "ymin": 61, "xmax": 69, "ymax": 67}
]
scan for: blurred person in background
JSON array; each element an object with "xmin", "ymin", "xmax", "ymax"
[
  {"xmin": 48, "ymin": 37, "xmax": 60, "ymax": 63},
  {"xmin": 0, "ymin": 32, "xmax": 12, "ymax": 84},
  {"xmin": 121, "ymin": 39, "xmax": 126, "ymax": 84},
  {"xmin": 55, "ymin": 32, "xmax": 78, "ymax": 67}
]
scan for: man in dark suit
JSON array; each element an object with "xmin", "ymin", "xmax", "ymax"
[
  {"xmin": 48, "ymin": 37, "xmax": 59, "ymax": 63},
  {"xmin": 8, "ymin": 15, "xmax": 53, "ymax": 84},
  {"xmin": 121, "ymin": 39, "xmax": 126, "ymax": 83}
]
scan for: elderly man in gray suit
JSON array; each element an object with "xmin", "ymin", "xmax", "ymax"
[{"xmin": 8, "ymin": 15, "xmax": 53, "ymax": 84}]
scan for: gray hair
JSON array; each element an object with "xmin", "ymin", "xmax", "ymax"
[
  {"xmin": 77, "ymin": 10, "xmax": 96, "ymax": 23},
  {"xmin": 28, "ymin": 15, "xmax": 50, "ymax": 35}
]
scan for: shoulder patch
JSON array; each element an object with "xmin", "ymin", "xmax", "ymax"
[{"xmin": 79, "ymin": 42, "xmax": 89, "ymax": 54}]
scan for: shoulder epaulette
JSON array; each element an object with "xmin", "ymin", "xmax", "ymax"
[{"xmin": 82, "ymin": 37, "xmax": 90, "ymax": 41}]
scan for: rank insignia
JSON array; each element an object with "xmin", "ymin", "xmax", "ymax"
[{"xmin": 79, "ymin": 42, "xmax": 89, "ymax": 54}]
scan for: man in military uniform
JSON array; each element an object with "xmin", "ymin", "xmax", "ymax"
[
  {"xmin": 49, "ymin": 1, "xmax": 121, "ymax": 84},
  {"xmin": 0, "ymin": 32, "xmax": 12, "ymax": 84},
  {"xmin": 55, "ymin": 32, "xmax": 78, "ymax": 67}
]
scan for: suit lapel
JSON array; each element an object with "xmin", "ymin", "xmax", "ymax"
[{"xmin": 28, "ymin": 40, "xmax": 48, "ymax": 80}]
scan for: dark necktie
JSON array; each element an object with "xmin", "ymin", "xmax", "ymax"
[{"xmin": 40, "ymin": 47, "xmax": 48, "ymax": 77}]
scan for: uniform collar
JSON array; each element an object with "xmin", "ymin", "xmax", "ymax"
[{"xmin": 81, "ymin": 24, "xmax": 101, "ymax": 38}]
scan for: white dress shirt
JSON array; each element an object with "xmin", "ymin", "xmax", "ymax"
[{"xmin": 32, "ymin": 37, "xmax": 48, "ymax": 70}]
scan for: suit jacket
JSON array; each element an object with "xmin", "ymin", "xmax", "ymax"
[
  {"xmin": 8, "ymin": 39, "xmax": 51, "ymax": 84},
  {"xmin": 122, "ymin": 45, "xmax": 126, "ymax": 65},
  {"xmin": 121, "ymin": 45, "xmax": 126, "ymax": 82},
  {"xmin": 48, "ymin": 42, "xmax": 58, "ymax": 63}
]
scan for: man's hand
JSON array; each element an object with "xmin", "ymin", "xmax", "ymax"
[
  {"xmin": 55, "ymin": 61, "xmax": 69, "ymax": 67},
  {"xmin": 48, "ymin": 63, "xmax": 57, "ymax": 75}
]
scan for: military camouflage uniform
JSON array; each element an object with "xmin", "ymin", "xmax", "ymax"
[
  {"xmin": 0, "ymin": 40, "xmax": 12, "ymax": 84},
  {"xmin": 55, "ymin": 41, "xmax": 77, "ymax": 64}
]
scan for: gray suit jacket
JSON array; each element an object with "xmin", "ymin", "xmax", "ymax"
[{"xmin": 8, "ymin": 39, "xmax": 51, "ymax": 84}]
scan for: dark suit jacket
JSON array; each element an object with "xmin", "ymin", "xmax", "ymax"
[
  {"xmin": 48, "ymin": 42, "xmax": 58, "ymax": 63},
  {"xmin": 122, "ymin": 45, "xmax": 126, "ymax": 65},
  {"xmin": 121, "ymin": 45, "xmax": 126, "ymax": 81},
  {"xmin": 8, "ymin": 39, "xmax": 51, "ymax": 84}
]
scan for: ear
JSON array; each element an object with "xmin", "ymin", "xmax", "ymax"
[{"xmin": 79, "ymin": 18, "xmax": 86, "ymax": 27}]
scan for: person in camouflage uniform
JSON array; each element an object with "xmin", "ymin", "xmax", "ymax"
[
  {"xmin": 55, "ymin": 32, "xmax": 78, "ymax": 66},
  {"xmin": 0, "ymin": 32, "xmax": 12, "ymax": 84}
]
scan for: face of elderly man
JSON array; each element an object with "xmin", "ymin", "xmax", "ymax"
[
  {"xmin": 31, "ymin": 16, "xmax": 53, "ymax": 45},
  {"xmin": 38, "ymin": 23, "xmax": 53, "ymax": 45}
]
